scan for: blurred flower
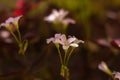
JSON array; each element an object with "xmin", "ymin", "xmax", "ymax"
[
  {"xmin": 98, "ymin": 61, "xmax": 112, "ymax": 76},
  {"xmin": 44, "ymin": 9, "xmax": 75, "ymax": 25},
  {"xmin": 96, "ymin": 38, "xmax": 120, "ymax": 50},
  {"xmin": 0, "ymin": 30, "xmax": 10, "ymax": 38},
  {"xmin": 13, "ymin": 0, "xmax": 25, "ymax": 16},
  {"xmin": 106, "ymin": 11, "xmax": 117, "ymax": 20},
  {"xmin": 0, "ymin": 30, "xmax": 13, "ymax": 43},
  {"xmin": 113, "ymin": 71, "xmax": 120, "ymax": 80},
  {"xmin": 47, "ymin": 33, "xmax": 84, "ymax": 50},
  {"xmin": 111, "ymin": 39, "xmax": 120, "ymax": 49},
  {"xmin": 13, "ymin": 0, "xmax": 31, "ymax": 16},
  {"xmin": 96, "ymin": 39, "xmax": 110, "ymax": 47},
  {"xmin": 62, "ymin": 18, "xmax": 76, "ymax": 25},
  {"xmin": 0, "ymin": 16, "xmax": 22, "ymax": 30}
]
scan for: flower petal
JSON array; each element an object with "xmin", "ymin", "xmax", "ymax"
[
  {"xmin": 62, "ymin": 18, "xmax": 76, "ymax": 25},
  {"xmin": 46, "ymin": 38, "xmax": 54, "ymax": 44},
  {"xmin": 70, "ymin": 43, "xmax": 79, "ymax": 47},
  {"xmin": 68, "ymin": 37, "xmax": 76, "ymax": 43},
  {"xmin": 113, "ymin": 71, "xmax": 120, "ymax": 80}
]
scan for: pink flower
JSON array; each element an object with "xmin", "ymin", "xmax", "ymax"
[
  {"xmin": 47, "ymin": 33, "xmax": 84, "ymax": 50},
  {"xmin": 59, "ymin": 35, "xmax": 84, "ymax": 50},
  {"xmin": 0, "ymin": 16, "xmax": 22, "ymax": 30},
  {"xmin": 113, "ymin": 71, "xmax": 120, "ymax": 80},
  {"xmin": 111, "ymin": 39, "xmax": 120, "ymax": 49},
  {"xmin": 0, "ymin": 30, "xmax": 13, "ymax": 43},
  {"xmin": 44, "ymin": 9, "xmax": 76, "ymax": 25}
]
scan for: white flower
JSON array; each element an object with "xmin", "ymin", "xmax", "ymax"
[
  {"xmin": 113, "ymin": 71, "xmax": 120, "ymax": 80},
  {"xmin": 44, "ymin": 9, "xmax": 75, "ymax": 25},
  {"xmin": 98, "ymin": 61, "xmax": 112, "ymax": 75},
  {"xmin": 0, "ymin": 30, "xmax": 13, "ymax": 43},
  {"xmin": 46, "ymin": 33, "xmax": 63, "ymax": 44},
  {"xmin": 46, "ymin": 33, "xmax": 84, "ymax": 50},
  {"xmin": 0, "ymin": 30, "xmax": 10, "ymax": 38},
  {"xmin": 59, "ymin": 35, "xmax": 84, "ymax": 50},
  {"xmin": 0, "ymin": 15, "xmax": 22, "ymax": 30}
]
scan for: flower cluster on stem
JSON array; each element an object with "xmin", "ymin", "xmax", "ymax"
[
  {"xmin": 47, "ymin": 33, "xmax": 84, "ymax": 80},
  {"xmin": 0, "ymin": 16, "xmax": 28, "ymax": 55}
]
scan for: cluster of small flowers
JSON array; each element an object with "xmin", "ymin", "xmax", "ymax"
[
  {"xmin": 0, "ymin": 8, "xmax": 84, "ymax": 79},
  {"xmin": 46, "ymin": 33, "xmax": 84, "ymax": 50},
  {"xmin": 0, "ymin": 9, "xmax": 76, "ymax": 43}
]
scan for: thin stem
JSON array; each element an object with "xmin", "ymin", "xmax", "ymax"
[
  {"xmin": 65, "ymin": 70, "xmax": 69, "ymax": 80},
  {"xmin": 56, "ymin": 45, "xmax": 63, "ymax": 65},
  {"xmin": 16, "ymin": 28, "xmax": 22, "ymax": 42},
  {"xmin": 9, "ymin": 30, "xmax": 20, "ymax": 44},
  {"xmin": 64, "ymin": 49, "xmax": 68, "ymax": 65},
  {"xmin": 60, "ymin": 65, "xmax": 70, "ymax": 80},
  {"xmin": 9, "ymin": 30, "xmax": 24, "ymax": 55},
  {"xmin": 64, "ymin": 65, "xmax": 69, "ymax": 80},
  {"xmin": 19, "ymin": 43, "xmax": 24, "ymax": 55},
  {"xmin": 66, "ymin": 48, "xmax": 75, "ymax": 65}
]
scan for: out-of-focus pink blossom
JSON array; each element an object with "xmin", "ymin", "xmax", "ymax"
[
  {"xmin": 96, "ymin": 39, "xmax": 110, "ymax": 47},
  {"xmin": 106, "ymin": 11, "xmax": 117, "ymax": 19},
  {"xmin": 44, "ymin": 9, "xmax": 76, "ymax": 25},
  {"xmin": 113, "ymin": 71, "xmax": 120, "ymax": 80},
  {"xmin": 0, "ymin": 30, "xmax": 10, "ymax": 38},
  {"xmin": 0, "ymin": 16, "xmax": 22, "ymax": 31},
  {"xmin": 0, "ymin": 30, "xmax": 13, "ymax": 43},
  {"xmin": 111, "ymin": 39, "xmax": 120, "ymax": 49}
]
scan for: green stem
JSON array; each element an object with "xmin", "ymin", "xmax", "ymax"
[
  {"xmin": 18, "ymin": 43, "xmax": 24, "ymax": 55},
  {"xmin": 16, "ymin": 28, "xmax": 22, "ymax": 42},
  {"xmin": 66, "ymin": 48, "xmax": 75, "ymax": 65},
  {"xmin": 56, "ymin": 44, "xmax": 63, "ymax": 65},
  {"xmin": 64, "ymin": 50, "xmax": 68, "ymax": 65},
  {"xmin": 61, "ymin": 65, "xmax": 69, "ymax": 80},
  {"xmin": 9, "ymin": 30, "xmax": 20, "ymax": 44},
  {"xmin": 65, "ymin": 67, "xmax": 69, "ymax": 80}
]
